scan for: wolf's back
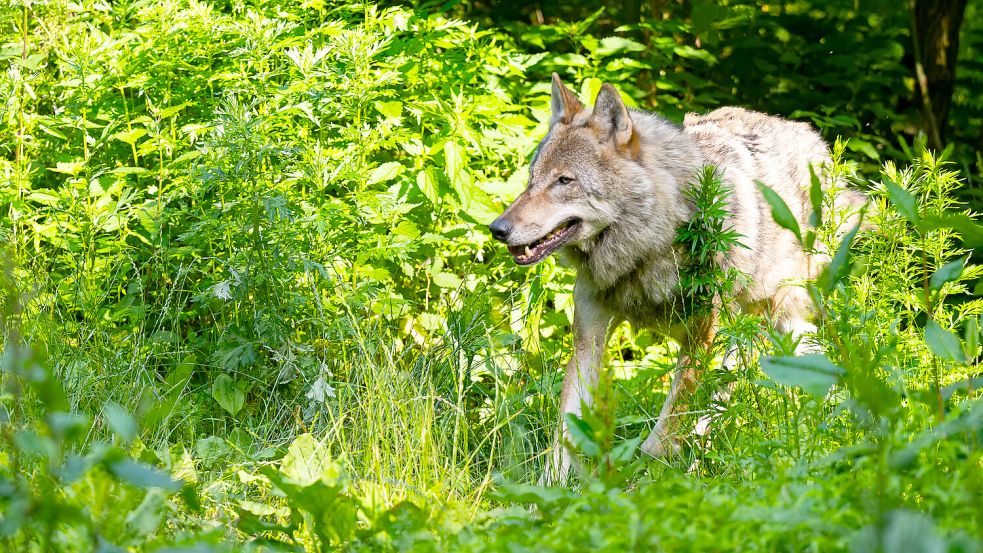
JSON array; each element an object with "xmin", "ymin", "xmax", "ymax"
[{"xmin": 680, "ymin": 106, "xmax": 864, "ymax": 293}]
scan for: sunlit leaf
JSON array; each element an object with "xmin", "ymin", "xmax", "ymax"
[
  {"xmin": 760, "ymin": 354, "xmax": 844, "ymax": 396},
  {"xmin": 757, "ymin": 181, "xmax": 801, "ymax": 243},
  {"xmin": 211, "ymin": 374, "xmax": 244, "ymax": 415},
  {"xmin": 924, "ymin": 320, "xmax": 965, "ymax": 363}
]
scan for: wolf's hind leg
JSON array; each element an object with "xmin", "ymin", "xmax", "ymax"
[
  {"xmin": 641, "ymin": 316, "xmax": 717, "ymax": 459},
  {"xmin": 640, "ymin": 358, "xmax": 698, "ymax": 458},
  {"xmin": 693, "ymin": 343, "xmax": 739, "ymax": 438}
]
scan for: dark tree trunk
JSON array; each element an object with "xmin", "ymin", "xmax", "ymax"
[
  {"xmin": 624, "ymin": 0, "xmax": 642, "ymax": 36},
  {"xmin": 911, "ymin": 0, "xmax": 969, "ymax": 150}
]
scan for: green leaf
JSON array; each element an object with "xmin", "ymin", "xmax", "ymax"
[
  {"xmin": 156, "ymin": 102, "xmax": 190, "ymax": 119},
  {"xmin": 492, "ymin": 482, "xmax": 570, "ymax": 508},
  {"xmin": 104, "ymin": 402, "xmax": 138, "ymax": 443},
  {"xmin": 110, "ymin": 166, "xmax": 151, "ymax": 175},
  {"xmin": 125, "ymin": 488, "xmax": 166, "ymax": 537},
  {"xmin": 563, "ymin": 413, "xmax": 600, "ymax": 457},
  {"xmin": 581, "ymin": 77, "xmax": 603, "ymax": 104},
  {"xmin": 110, "ymin": 460, "xmax": 182, "ymax": 491},
  {"xmin": 808, "ymin": 163, "xmax": 823, "ymax": 228},
  {"xmin": 846, "ymin": 138, "xmax": 879, "ymax": 160},
  {"xmin": 593, "ymin": 36, "xmax": 646, "ymax": 56},
  {"xmin": 757, "ymin": 181, "xmax": 801, "ymax": 243},
  {"xmin": 374, "ymin": 100, "xmax": 403, "ymax": 119},
  {"xmin": 760, "ymin": 353, "xmax": 844, "ymax": 396},
  {"xmin": 818, "ymin": 222, "xmax": 860, "ymax": 292},
  {"xmin": 27, "ymin": 191, "xmax": 61, "ymax": 205},
  {"xmin": 883, "ymin": 178, "xmax": 920, "ymax": 225},
  {"xmin": 444, "ymin": 141, "xmax": 472, "ymax": 205},
  {"xmin": 48, "ymin": 161, "xmax": 85, "ymax": 176},
  {"xmin": 608, "ymin": 435, "xmax": 641, "ymax": 465},
  {"xmin": 924, "ymin": 320, "xmax": 965, "ymax": 363},
  {"xmin": 112, "ymin": 128, "xmax": 148, "ymax": 146},
  {"xmin": 280, "ymin": 433, "xmax": 343, "ymax": 487},
  {"xmin": 964, "ymin": 316, "xmax": 979, "ymax": 360},
  {"xmin": 416, "ymin": 169, "xmax": 440, "ymax": 205},
  {"xmin": 367, "ymin": 162, "xmax": 404, "ymax": 185},
  {"xmin": 921, "ymin": 213, "xmax": 983, "ymax": 248},
  {"xmin": 211, "ymin": 374, "xmax": 244, "ymax": 415},
  {"xmin": 432, "ymin": 272, "xmax": 461, "ymax": 289},
  {"xmin": 929, "ymin": 257, "xmax": 964, "ymax": 291}
]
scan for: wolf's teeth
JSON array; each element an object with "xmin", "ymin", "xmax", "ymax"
[{"xmin": 525, "ymin": 246, "xmax": 532, "ymax": 256}]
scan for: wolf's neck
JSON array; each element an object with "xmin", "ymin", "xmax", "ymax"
[{"xmin": 568, "ymin": 111, "xmax": 703, "ymax": 291}]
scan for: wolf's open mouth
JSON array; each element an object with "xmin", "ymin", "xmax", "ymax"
[{"xmin": 508, "ymin": 219, "xmax": 581, "ymax": 265}]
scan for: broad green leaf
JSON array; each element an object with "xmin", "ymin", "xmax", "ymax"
[
  {"xmin": 563, "ymin": 413, "xmax": 600, "ymax": 457},
  {"xmin": 594, "ymin": 36, "xmax": 646, "ymax": 57},
  {"xmin": 156, "ymin": 102, "xmax": 190, "ymax": 119},
  {"xmin": 757, "ymin": 181, "xmax": 801, "ymax": 243},
  {"xmin": 125, "ymin": 488, "xmax": 166, "ymax": 537},
  {"xmin": 929, "ymin": 257, "xmax": 964, "ymax": 291},
  {"xmin": 374, "ymin": 100, "xmax": 402, "ymax": 118},
  {"xmin": 846, "ymin": 138, "xmax": 879, "ymax": 160},
  {"xmin": 110, "ymin": 460, "xmax": 182, "ymax": 491},
  {"xmin": 760, "ymin": 353, "xmax": 844, "ymax": 396},
  {"xmin": 49, "ymin": 161, "xmax": 85, "ymax": 176},
  {"xmin": 28, "ymin": 191, "xmax": 61, "ymax": 205},
  {"xmin": 444, "ymin": 141, "xmax": 472, "ymax": 205},
  {"xmin": 608, "ymin": 435, "xmax": 641, "ymax": 464},
  {"xmin": 112, "ymin": 128, "xmax": 148, "ymax": 145},
  {"xmin": 921, "ymin": 213, "xmax": 983, "ymax": 248},
  {"xmin": 924, "ymin": 320, "xmax": 965, "ymax": 363},
  {"xmin": 416, "ymin": 169, "xmax": 440, "ymax": 205},
  {"xmin": 492, "ymin": 482, "xmax": 570, "ymax": 508},
  {"xmin": 280, "ymin": 433, "xmax": 342, "ymax": 487},
  {"xmin": 104, "ymin": 402, "xmax": 138, "ymax": 443},
  {"xmin": 432, "ymin": 272, "xmax": 461, "ymax": 289},
  {"xmin": 581, "ymin": 77, "xmax": 603, "ymax": 104},
  {"xmin": 883, "ymin": 179, "xmax": 920, "ymax": 225},
  {"xmin": 367, "ymin": 162, "xmax": 404, "ymax": 185},
  {"xmin": 211, "ymin": 374, "xmax": 244, "ymax": 415}
]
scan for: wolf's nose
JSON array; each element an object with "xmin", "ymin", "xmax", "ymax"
[{"xmin": 489, "ymin": 218, "xmax": 512, "ymax": 242}]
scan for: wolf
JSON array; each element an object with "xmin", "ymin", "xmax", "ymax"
[{"xmin": 489, "ymin": 74, "xmax": 864, "ymax": 482}]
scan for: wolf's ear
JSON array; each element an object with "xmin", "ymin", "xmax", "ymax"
[
  {"xmin": 590, "ymin": 83, "xmax": 633, "ymax": 146},
  {"xmin": 550, "ymin": 73, "xmax": 584, "ymax": 126}
]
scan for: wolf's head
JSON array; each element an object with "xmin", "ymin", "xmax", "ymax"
[{"xmin": 489, "ymin": 74, "xmax": 641, "ymax": 265}]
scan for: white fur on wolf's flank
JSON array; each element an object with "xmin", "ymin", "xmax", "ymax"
[{"xmin": 506, "ymin": 76, "xmax": 866, "ymax": 484}]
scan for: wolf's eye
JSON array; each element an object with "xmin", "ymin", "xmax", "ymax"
[{"xmin": 557, "ymin": 176, "xmax": 574, "ymax": 185}]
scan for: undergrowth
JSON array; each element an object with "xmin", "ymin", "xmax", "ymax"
[{"xmin": 0, "ymin": 1, "xmax": 981, "ymax": 551}]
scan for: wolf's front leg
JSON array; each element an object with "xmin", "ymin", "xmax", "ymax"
[{"xmin": 540, "ymin": 295, "xmax": 612, "ymax": 485}]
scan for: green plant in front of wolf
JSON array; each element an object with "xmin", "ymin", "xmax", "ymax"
[{"xmin": 757, "ymin": 156, "xmax": 983, "ymax": 532}]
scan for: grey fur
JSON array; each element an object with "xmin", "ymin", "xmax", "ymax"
[{"xmin": 490, "ymin": 75, "xmax": 865, "ymax": 482}]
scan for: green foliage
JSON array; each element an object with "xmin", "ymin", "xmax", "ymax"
[
  {"xmin": 0, "ymin": 1, "xmax": 981, "ymax": 552},
  {"xmin": 676, "ymin": 165, "xmax": 746, "ymax": 311}
]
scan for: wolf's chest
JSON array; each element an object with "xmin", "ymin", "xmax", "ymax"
[{"xmin": 582, "ymin": 252, "xmax": 689, "ymax": 334}]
